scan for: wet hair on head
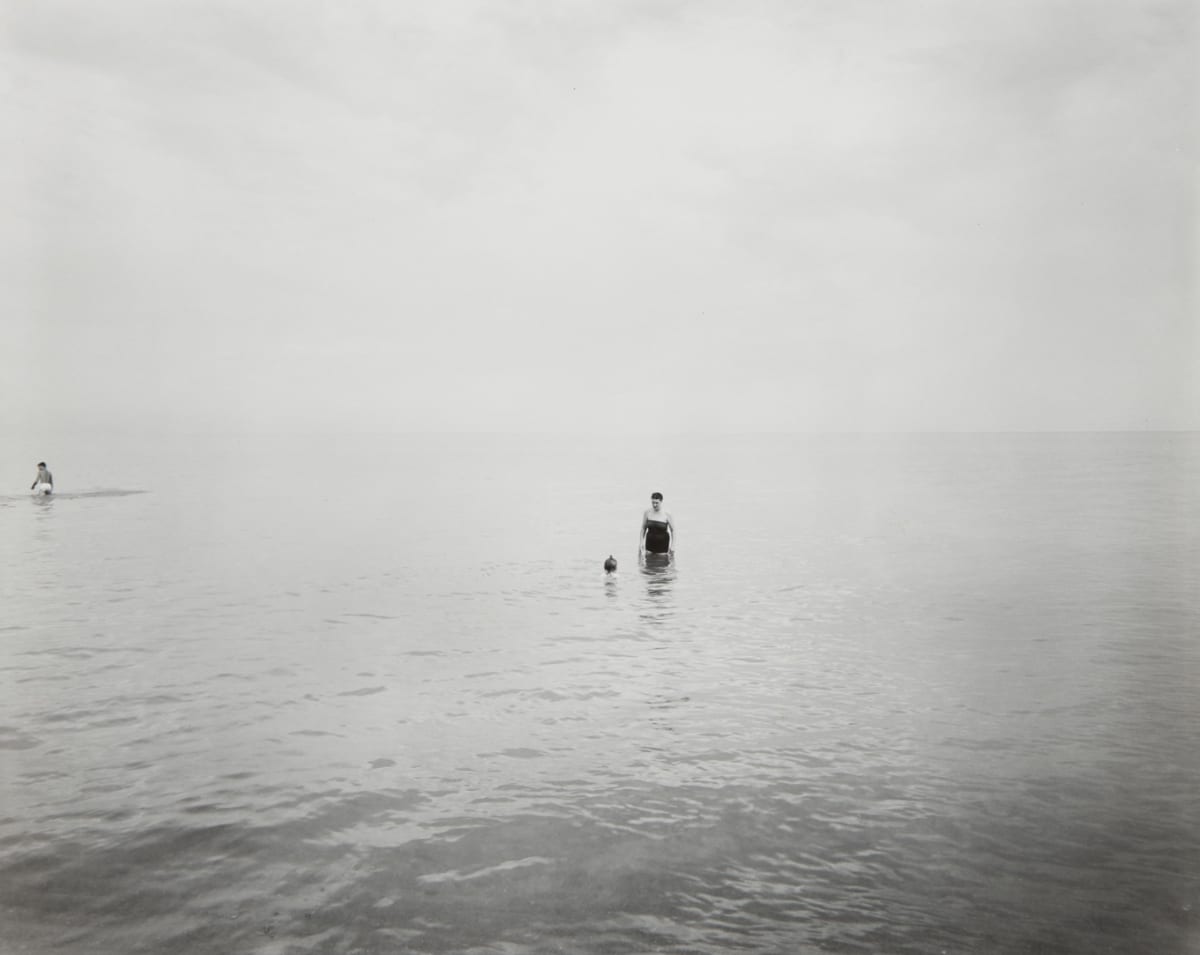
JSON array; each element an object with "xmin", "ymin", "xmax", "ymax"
[
  {"xmin": 37, "ymin": 462, "xmax": 46, "ymax": 467},
  {"xmin": 651, "ymin": 492, "xmax": 663, "ymax": 501}
]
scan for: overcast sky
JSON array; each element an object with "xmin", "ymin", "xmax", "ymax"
[{"xmin": 3, "ymin": 0, "xmax": 1196, "ymax": 433}]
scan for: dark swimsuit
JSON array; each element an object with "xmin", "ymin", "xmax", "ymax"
[{"xmin": 644, "ymin": 519, "xmax": 671, "ymax": 554}]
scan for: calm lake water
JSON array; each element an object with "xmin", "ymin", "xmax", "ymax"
[{"xmin": 2, "ymin": 432, "xmax": 1198, "ymax": 954}]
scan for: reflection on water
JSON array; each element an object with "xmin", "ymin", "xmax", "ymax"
[
  {"xmin": 639, "ymin": 553, "xmax": 675, "ymax": 626},
  {"xmin": 1, "ymin": 433, "xmax": 1198, "ymax": 955},
  {"xmin": 640, "ymin": 553, "xmax": 674, "ymax": 593},
  {"xmin": 30, "ymin": 496, "xmax": 55, "ymax": 550}
]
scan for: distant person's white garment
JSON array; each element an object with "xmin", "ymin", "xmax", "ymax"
[{"xmin": 34, "ymin": 483, "xmax": 52, "ymax": 495}]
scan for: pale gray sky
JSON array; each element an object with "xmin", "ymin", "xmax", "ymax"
[{"xmin": 3, "ymin": 0, "xmax": 1196, "ymax": 433}]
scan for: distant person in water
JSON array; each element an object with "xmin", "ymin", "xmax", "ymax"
[
  {"xmin": 30, "ymin": 462, "xmax": 53, "ymax": 495},
  {"xmin": 639, "ymin": 492, "xmax": 674, "ymax": 557},
  {"xmin": 604, "ymin": 555, "xmax": 618, "ymax": 574}
]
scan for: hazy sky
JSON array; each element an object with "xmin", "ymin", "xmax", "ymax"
[{"xmin": 3, "ymin": 0, "xmax": 1196, "ymax": 433}]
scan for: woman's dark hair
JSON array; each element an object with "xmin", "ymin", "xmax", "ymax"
[{"xmin": 651, "ymin": 492, "xmax": 663, "ymax": 501}]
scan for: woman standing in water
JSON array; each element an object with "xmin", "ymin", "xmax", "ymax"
[{"xmin": 639, "ymin": 491, "xmax": 675, "ymax": 558}]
